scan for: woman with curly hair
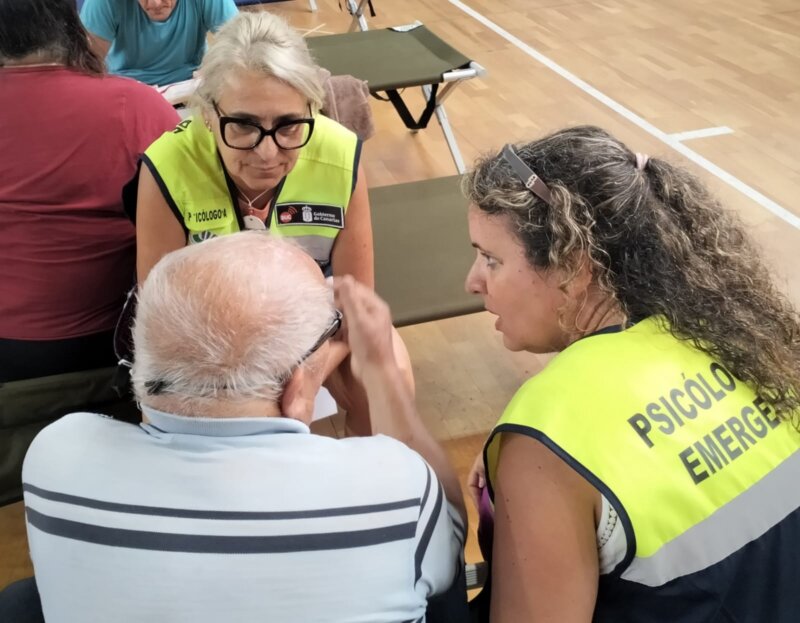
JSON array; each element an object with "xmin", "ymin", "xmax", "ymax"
[{"xmin": 463, "ymin": 126, "xmax": 800, "ymax": 622}]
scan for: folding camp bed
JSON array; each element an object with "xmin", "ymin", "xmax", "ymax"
[
  {"xmin": 235, "ymin": 0, "xmax": 318, "ymax": 10},
  {"xmin": 370, "ymin": 175, "xmax": 490, "ymax": 587},
  {"xmin": 369, "ymin": 175, "xmax": 484, "ymax": 327},
  {"xmin": 234, "ymin": 0, "xmax": 372, "ymax": 30},
  {"xmin": 307, "ymin": 24, "xmax": 485, "ymax": 174},
  {"xmin": 0, "ymin": 367, "xmax": 138, "ymax": 506}
]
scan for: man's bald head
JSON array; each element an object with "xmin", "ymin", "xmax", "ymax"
[{"xmin": 131, "ymin": 232, "xmax": 335, "ymax": 414}]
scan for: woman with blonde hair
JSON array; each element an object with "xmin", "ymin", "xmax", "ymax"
[
  {"xmin": 464, "ymin": 126, "xmax": 800, "ymax": 622},
  {"xmin": 134, "ymin": 11, "xmax": 410, "ymax": 433}
]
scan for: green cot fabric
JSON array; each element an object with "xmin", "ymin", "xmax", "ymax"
[
  {"xmin": 307, "ymin": 25, "xmax": 472, "ymax": 92},
  {"xmin": 370, "ymin": 176, "xmax": 483, "ymax": 327},
  {"xmin": 0, "ymin": 367, "xmax": 136, "ymax": 506}
]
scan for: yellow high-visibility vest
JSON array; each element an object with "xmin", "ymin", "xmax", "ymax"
[
  {"xmin": 142, "ymin": 114, "xmax": 360, "ymax": 273},
  {"xmin": 485, "ymin": 316, "xmax": 799, "ymax": 620}
]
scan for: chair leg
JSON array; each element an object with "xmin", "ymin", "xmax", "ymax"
[{"xmin": 308, "ymin": 0, "xmax": 318, "ymax": 12}]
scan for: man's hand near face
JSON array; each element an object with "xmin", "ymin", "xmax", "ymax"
[{"xmin": 333, "ymin": 276, "xmax": 467, "ymax": 524}]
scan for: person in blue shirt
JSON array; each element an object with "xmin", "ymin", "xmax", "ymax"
[{"xmin": 80, "ymin": 0, "xmax": 238, "ymax": 86}]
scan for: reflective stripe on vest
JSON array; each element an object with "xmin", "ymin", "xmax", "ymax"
[
  {"xmin": 485, "ymin": 316, "xmax": 799, "ymax": 587},
  {"xmin": 143, "ymin": 114, "xmax": 359, "ymax": 269},
  {"xmin": 622, "ymin": 449, "xmax": 798, "ymax": 586}
]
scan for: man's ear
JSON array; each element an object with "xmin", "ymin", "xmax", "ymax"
[{"xmin": 280, "ymin": 367, "xmax": 313, "ymax": 425}]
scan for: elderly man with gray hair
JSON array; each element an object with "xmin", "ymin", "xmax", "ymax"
[{"xmin": 19, "ymin": 232, "xmax": 467, "ymax": 622}]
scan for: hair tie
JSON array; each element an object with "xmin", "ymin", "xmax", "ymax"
[{"xmin": 635, "ymin": 153, "xmax": 650, "ymax": 171}]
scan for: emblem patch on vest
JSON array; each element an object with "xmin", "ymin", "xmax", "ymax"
[
  {"xmin": 189, "ymin": 231, "xmax": 217, "ymax": 245},
  {"xmin": 276, "ymin": 203, "xmax": 344, "ymax": 229}
]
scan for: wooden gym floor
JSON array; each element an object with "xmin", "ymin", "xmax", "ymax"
[{"xmin": 2, "ymin": 0, "xmax": 798, "ymax": 590}]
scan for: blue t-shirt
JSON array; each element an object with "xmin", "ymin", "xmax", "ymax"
[{"xmin": 80, "ymin": 0, "xmax": 238, "ymax": 86}]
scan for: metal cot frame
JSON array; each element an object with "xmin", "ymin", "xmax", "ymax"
[{"xmin": 307, "ymin": 24, "xmax": 486, "ymax": 174}]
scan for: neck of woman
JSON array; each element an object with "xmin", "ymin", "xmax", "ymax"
[
  {"xmin": 234, "ymin": 181, "xmax": 275, "ymax": 214},
  {"xmin": 568, "ymin": 287, "xmax": 627, "ymax": 345}
]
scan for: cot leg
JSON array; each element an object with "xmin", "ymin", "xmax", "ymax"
[
  {"xmin": 422, "ymin": 84, "xmax": 466, "ymax": 174},
  {"xmin": 435, "ymin": 104, "xmax": 466, "ymax": 174},
  {"xmin": 346, "ymin": 0, "xmax": 369, "ymax": 31}
]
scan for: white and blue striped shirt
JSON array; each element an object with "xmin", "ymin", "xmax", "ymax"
[{"xmin": 23, "ymin": 408, "xmax": 465, "ymax": 623}]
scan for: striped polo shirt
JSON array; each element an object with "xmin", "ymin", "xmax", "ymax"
[{"xmin": 22, "ymin": 408, "xmax": 465, "ymax": 623}]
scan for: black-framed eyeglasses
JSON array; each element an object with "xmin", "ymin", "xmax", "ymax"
[
  {"xmin": 144, "ymin": 309, "xmax": 342, "ymax": 396},
  {"xmin": 212, "ymin": 102, "xmax": 315, "ymax": 151},
  {"xmin": 501, "ymin": 144, "xmax": 552, "ymax": 206}
]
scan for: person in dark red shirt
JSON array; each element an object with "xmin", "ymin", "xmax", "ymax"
[{"xmin": 0, "ymin": 0, "xmax": 179, "ymax": 381}]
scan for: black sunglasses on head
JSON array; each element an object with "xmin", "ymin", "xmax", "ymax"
[{"xmin": 501, "ymin": 144, "xmax": 552, "ymax": 205}]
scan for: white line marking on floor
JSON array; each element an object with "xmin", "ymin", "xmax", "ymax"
[
  {"xmin": 300, "ymin": 23, "xmax": 330, "ymax": 36},
  {"xmin": 670, "ymin": 126, "xmax": 734, "ymax": 142},
  {"xmin": 448, "ymin": 0, "xmax": 800, "ymax": 230}
]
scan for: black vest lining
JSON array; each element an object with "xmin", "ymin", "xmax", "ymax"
[
  {"xmin": 141, "ymin": 154, "xmax": 188, "ymax": 236},
  {"xmin": 484, "ymin": 423, "xmax": 637, "ymax": 578},
  {"xmin": 351, "ymin": 139, "xmax": 363, "ymax": 193}
]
